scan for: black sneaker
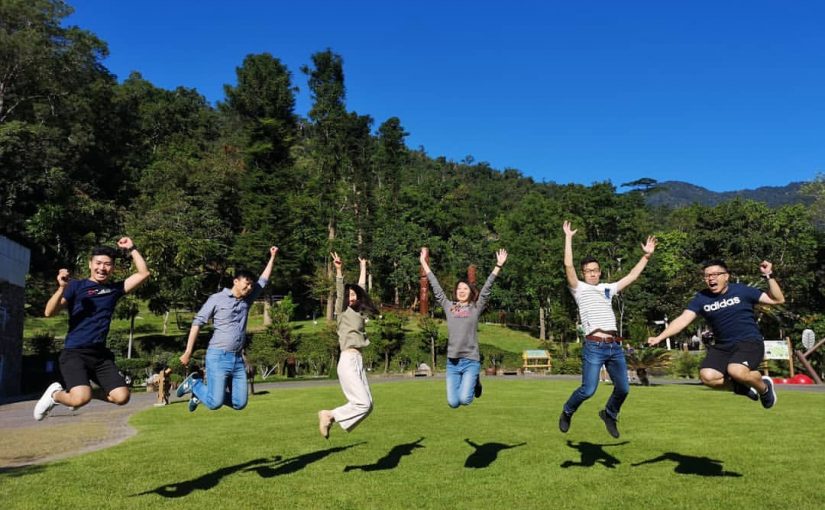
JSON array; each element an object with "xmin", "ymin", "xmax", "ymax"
[
  {"xmin": 188, "ymin": 396, "xmax": 200, "ymax": 412},
  {"xmin": 731, "ymin": 380, "xmax": 758, "ymax": 401},
  {"xmin": 474, "ymin": 377, "xmax": 483, "ymax": 398},
  {"xmin": 760, "ymin": 376, "xmax": 777, "ymax": 409},
  {"xmin": 558, "ymin": 411, "xmax": 572, "ymax": 433},
  {"xmin": 599, "ymin": 410, "xmax": 620, "ymax": 438}
]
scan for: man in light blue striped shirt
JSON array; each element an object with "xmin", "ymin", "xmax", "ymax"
[{"xmin": 178, "ymin": 246, "xmax": 278, "ymax": 412}]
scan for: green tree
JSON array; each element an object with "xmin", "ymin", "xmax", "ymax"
[{"xmin": 374, "ymin": 312, "xmax": 406, "ymax": 373}]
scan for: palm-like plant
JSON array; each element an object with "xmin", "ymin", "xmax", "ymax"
[{"xmin": 626, "ymin": 347, "xmax": 672, "ymax": 386}]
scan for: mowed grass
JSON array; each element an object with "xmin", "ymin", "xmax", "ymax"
[{"xmin": 2, "ymin": 379, "xmax": 823, "ymax": 509}]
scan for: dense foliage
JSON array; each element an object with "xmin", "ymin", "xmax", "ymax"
[{"xmin": 4, "ymin": 1, "xmax": 825, "ymax": 377}]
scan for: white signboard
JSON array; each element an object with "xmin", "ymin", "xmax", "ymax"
[{"xmin": 763, "ymin": 340, "xmax": 790, "ymax": 361}]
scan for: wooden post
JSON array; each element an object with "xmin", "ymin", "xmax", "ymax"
[
  {"xmin": 786, "ymin": 337, "xmax": 795, "ymax": 378},
  {"xmin": 419, "ymin": 249, "xmax": 429, "ymax": 315}
]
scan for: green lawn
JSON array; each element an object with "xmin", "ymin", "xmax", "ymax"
[{"xmin": 2, "ymin": 380, "xmax": 822, "ymax": 509}]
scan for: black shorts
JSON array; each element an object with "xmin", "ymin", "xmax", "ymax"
[
  {"xmin": 700, "ymin": 341, "xmax": 764, "ymax": 374},
  {"xmin": 59, "ymin": 347, "xmax": 127, "ymax": 394}
]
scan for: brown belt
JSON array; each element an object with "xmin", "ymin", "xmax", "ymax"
[{"xmin": 585, "ymin": 334, "xmax": 623, "ymax": 344}]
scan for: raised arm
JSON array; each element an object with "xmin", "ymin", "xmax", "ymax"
[
  {"xmin": 647, "ymin": 310, "xmax": 697, "ymax": 346},
  {"xmin": 331, "ymin": 252, "xmax": 344, "ymax": 314},
  {"xmin": 358, "ymin": 257, "xmax": 368, "ymax": 288},
  {"xmin": 421, "ymin": 247, "xmax": 451, "ymax": 309},
  {"xmin": 563, "ymin": 221, "xmax": 579, "ymax": 289},
  {"xmin": 758, "ymin": 260, "xmax": 785, "ymax": 305},
  {"xmin": 259, "ymin": 246, "xmax": 279, "ymax": 282},
  {"xmin": 118, "ymin": 237, "xmax": 151, "ymax": 294},
  {"xmin": 477, "ymin": 249, "xmax": 507, "ymax": 310},
  {"xmin": 44, "ymin": 269, "xmax": 70, "ymax": 317},
  {"xmin": 616, "ymin": 235, "xmax": 657, "ymax": 292}
]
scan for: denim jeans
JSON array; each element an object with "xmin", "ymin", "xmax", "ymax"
[
  {"xmin": 191, "ymin": 348, "xmax": 248, "ymax": 410},
  {"xmin": 446, "ymin": 357, "xmax": 480, "ymax": 408},
  {"xmin": 563, "ymin": 340, "xmax": 629, "ymax": 419}
]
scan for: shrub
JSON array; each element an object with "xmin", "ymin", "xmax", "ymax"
[
  {"xmin": 24, "ymin": 331, "xmax": 58, "ymax": 356},
  {"xmin": 670, "ymin": 351, "xmax": 701, "ymax": 379}
]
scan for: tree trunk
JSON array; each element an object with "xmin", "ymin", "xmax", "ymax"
[
  {"xmin": 128, "ymin": 314, "xmax": 136, "ymax": 359},
  {"xmin": 430, "ymin": 338, "xmax": 436, "ymax": 375},
  {"xmin": 419, "ymin": 251, "xmax": 429, "ymax": 315},
  {"xmin": 384, "ymin": 351, "xmax": 390, "ymax": 373},
  {"xmin": 326, "ymin": 220, "xmax": 336, "ymax": 321},
  {"xmin": 263, "ymin": 300, "xmax": 272, "ymax": 326},
  {"xmin": 162, "ymin": 311, "xmax": 169, "ymax": 335},
  {"xmin": 539, "ymin": 306, "xmax": 546, "ymax": 341}
]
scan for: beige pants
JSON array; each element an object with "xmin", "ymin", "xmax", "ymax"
[{"xmin": 332, "ymin": 349, "xmax": 373, "ymax": 431}]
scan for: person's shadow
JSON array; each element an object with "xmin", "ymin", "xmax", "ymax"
[
  {"xmin": 344, "ymin": 438, "xmax": 425, "ymax": 472},
  {"xmin": 560, "ymin": 440, "xmax": 629, "ymax": 469},
  {"xmin": 135, "ymin": 456, "xmax": 279, "ymax": 498},
  {"xmin": 135, "ymin": 443, "xmax": 365, "ymax": 498},
  {"xmin": 249, "ymin": 443, "xmax": 366, "ymax": 478},
  {"xmin": 632, "ymin": 452, "xmax": 742, "ymax": 477},
  {"xmin": 463, "ymin": 438, "xmax": 526, "ymax": 469}
]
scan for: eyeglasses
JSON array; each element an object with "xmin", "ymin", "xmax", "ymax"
[
  {"xmin": 582, "ymin": 269, "xmax": 601, "ymax": 274},
  {"xmin": 703, "ymin": 272, "xmax": 728, "ymax": 280}
]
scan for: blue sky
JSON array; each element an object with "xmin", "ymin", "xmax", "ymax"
[{"xmin": 68, "ymin": 0, "xmax": 824, "ymax": 192}]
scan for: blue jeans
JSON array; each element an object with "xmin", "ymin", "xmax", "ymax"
[
  {"xmin": 191, "ymin": 348, "xmax": 248, "ymax": 410},
  {"xmin": 446, "ymin": 357, "xmax": 480, "ymax": 408},
  {"xmin": 563, "ymin": 340, "xmax": 629, "ymax": 419}
]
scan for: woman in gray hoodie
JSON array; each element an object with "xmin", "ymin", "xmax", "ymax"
[{"xmin": 420, "ymin": 247, "xmax": 508, "ymax": 408}]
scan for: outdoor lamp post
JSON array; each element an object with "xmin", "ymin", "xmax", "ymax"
[{"xmin": 653, "ymin": 316, "xmax": 671, "ymax": 350}]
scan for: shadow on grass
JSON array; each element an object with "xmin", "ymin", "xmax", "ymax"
[
  {"xmin": 560, "ymin": 439, "xmax": 629, "ymax": 469},
  {"xmin": 135, "ymin": 443, "xmax": 365, "ymax": 498},
  {"xmin": 135, "ymin": 457, "xmax": 278, "ymax": 498},
  {"xmin": 344, "ymin": 438, "xmax": 424, "ymax": 472},
  {"xmin": 632, "ymin": 452, "xmax": 742, "ymax": 477},
  {"xmin": 463, "ymin": 438, "xmax": 526, "ymax": 469},
  {"xmin": 0, "ymin": 464, "xmax": 48, "ymax": 477},
  {"xmin": 250, "ymin": 442, "xmax": 366, "ymax": 478}
]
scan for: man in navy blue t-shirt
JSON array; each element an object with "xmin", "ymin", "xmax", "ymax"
[
  {"xmin": 34, "ymin": 237, "xmax": 151, "ymax": 420},
  {"xmin": 647, "ymin": 259, "xmax": 784, "ymax": 409}
]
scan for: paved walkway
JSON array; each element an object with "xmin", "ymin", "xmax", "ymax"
[{"xmin": 2, "ymin": 375, "xmax": 822, "ymax": 469}]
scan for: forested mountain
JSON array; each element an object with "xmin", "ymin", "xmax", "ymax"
[
  {"xmin": 643, "ymin": 181, "xmax": 812, "ymax": 208},
  {"xmin": 3, "ymin": 0, "xmax": 825, "ymax": 352}
]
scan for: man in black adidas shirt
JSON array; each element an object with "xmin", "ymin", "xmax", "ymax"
[{"xmin": 648, "ymin": 259, "xmax": 784, "ymax": 409}]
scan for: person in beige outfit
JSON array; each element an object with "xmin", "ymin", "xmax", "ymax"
[{"xmin": 318, "ymin": 253, "xmax": 378, "ymax": 438}]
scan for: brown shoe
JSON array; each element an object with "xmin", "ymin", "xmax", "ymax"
[{"xmin": 318, "ymin": 410, "xmax": 333, "ymax": 439}]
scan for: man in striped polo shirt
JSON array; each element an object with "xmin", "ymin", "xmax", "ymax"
[{"xmin": 558, "ymin": 221, "xmax": 657, "ymax": 438}]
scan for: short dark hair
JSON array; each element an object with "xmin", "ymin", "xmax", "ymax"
[
  {"xmin": 90, "ymin": 246, "xmax": 117, "ymax": 260},
  {"xmin": 702, "ymin": 259, "xmax": 729, "ymax": 272},
  {"xmin": 234, "ymin": 269, "xmax": 256, "ymax": 282},
  {"xmin": 580, "ymin": 256, "xmax": 600, "ymax": 271}
]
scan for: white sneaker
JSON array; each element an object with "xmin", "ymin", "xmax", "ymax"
[{"xmin": 34, "ymin": 382, "xmax": 63, "ymax": 421}]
